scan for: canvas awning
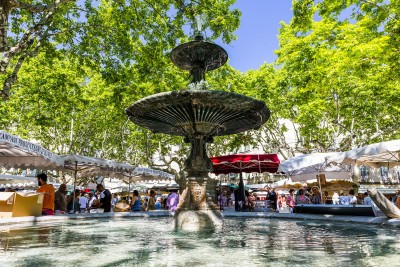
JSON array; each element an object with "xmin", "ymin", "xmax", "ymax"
[{"xmin": 0, "ymin": 131, "xmax": 63, "ymax": 170}]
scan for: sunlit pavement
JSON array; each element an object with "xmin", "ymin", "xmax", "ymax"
[{"xmin": 0, "ymin": 210, "xmax": 399, "ymax": 228}]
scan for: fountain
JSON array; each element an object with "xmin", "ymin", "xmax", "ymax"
[{"xmin": 125, "ymin": 21, "xmax": 270, "ymax": 230}]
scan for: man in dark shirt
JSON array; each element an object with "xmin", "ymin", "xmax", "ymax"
[
  {"xmin": 96, "ymin": 184, "xmax": 112, "ymax": 212},
  {"xmin": 268, "ymin": 188, "xmax": 277, "ymax": 211}
]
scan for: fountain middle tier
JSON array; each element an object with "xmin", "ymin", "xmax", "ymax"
[{"xmin": 125, "ymin": 89, "xmax": 270, "ymax": 138}]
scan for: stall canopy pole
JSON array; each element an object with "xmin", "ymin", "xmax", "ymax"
[
  {"xmin": 72, "ymin": 160, "xmax": 78, "ymax": 213},
  {"xmin": 317, "ymin": 173, "xmax": 323, "ymax": 203},
  {"xmin": 219, "ymin": 179, "xmax": 223, "ymax": 211},
  {"xmin": 238, "ymin": 161, "xmax": 245, "ymax": 211},
  {"xmin": 128, "ymin": 175, "xmax": 131, "ymax": 203}
]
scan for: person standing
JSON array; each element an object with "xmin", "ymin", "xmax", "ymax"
[
  {"xmin": 310, "ymin": 186, "xmax": 322, "ymax": 204},
  {"xmin": 146, "ymin": 190, "xmax": 156, "ymax": 211},
  {"xmin": 155, "ymin": 197, "xmax": 162, "ymax": 210},
  {"xmin": 88, "ymin": 192, "xmax": 97, "ymax": 210},
  {"xmin": 36, "ymin": 173, "xmax": 55, "ymax": 215},
  {"xmin": 79, "ymin": 191, "xmax": 88, "ymax": 213},
  {"xmin": 348, "ymin": 189, "xmax": 357, "ymax": 205},
  {"xmin": 233, "ymin": 189, "xmax": 240, "ymax": 211},
  {"xmin": 363, "ymin": 192, "xmax": 373, "ymax": 205},
  {"xmin": 131, "ymin": 190, "xmax": 141, "ymax": 212},
  {"xmin": 396, "ymin": 190, "xmax": 400, "ymax": 209},
  {"xmin": 166, "ymin": 189, "xmax": 179, "ymax": 211},
  {"xmin": 332, "ymin": 192, "xmax": 339, "ymax": 205},
  {"xmin": 286, "ymin": 189, "xmax": 296, "ymax": 213},
  {"xmin": 96, "ymin": 184, "xmax": 112, "ymax": 212},
  {"xmin": 67, "ymin": 189, "xmax": 81, "ymax": 213},
  {"xmin": 295, "ymin": 188, "xmax": 311, "ymax": 205},
  {"xmin": 111, "ymin": 194, "xmax": 118, "ymax": 210},
  {"xmin": 323, "ymin": 191, "xmax": 332, "ymax": 204},
  {"xmin": 54, "ymin": 183, "xmax": 67, "ymax": 213},
  {"xmin": 268, "ymin": 188, "xmax": 277, "ymax": 211}
]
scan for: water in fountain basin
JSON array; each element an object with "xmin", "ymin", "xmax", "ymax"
[{"xmin": 0, "ymin": 218, "xmax": 399, "ymax": 266}]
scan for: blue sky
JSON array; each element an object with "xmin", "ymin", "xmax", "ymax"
[{"xmin": 225, "ymin": 1, "xmax": 293, "ymax": 72}]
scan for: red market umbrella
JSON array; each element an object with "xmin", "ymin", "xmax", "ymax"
[
  {"xmin": 210, "ymin": 154, "xmax": 280, "ymax": 175},
  {"xmin": 210, "ymin": 154, "xmax": 280, "ymax": 210}
]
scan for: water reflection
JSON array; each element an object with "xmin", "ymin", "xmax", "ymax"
[{"xmin": 0, "ymin": 218, "xmax": 399, "ymax": 266}]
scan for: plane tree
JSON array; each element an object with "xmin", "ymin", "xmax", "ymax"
[{"xmin": 275, "ymin": 0, "xmax": 400, "ymax": 151}]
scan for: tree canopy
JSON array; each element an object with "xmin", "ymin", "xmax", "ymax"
[{"xmin": 1, "ymin": 0, "xmax": 399, "ymax": 183}]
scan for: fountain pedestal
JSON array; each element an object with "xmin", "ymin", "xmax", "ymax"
[
  {"xmin": 174, "ymin": 137, "xmax": 222, "ymax": 231},
  {"xmin": 175, "ymin": 178, "xmax": 222, "ymax": 231}
]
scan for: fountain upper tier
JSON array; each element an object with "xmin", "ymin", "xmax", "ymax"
[
  {"xmin": 170, "ymin": 35, "xmax": 228, "ymax": 82},
  {"xmin": 125, "ymin": 90, "xmax": 270, "ymax": 138},
  {"xmin": 126, "ymin": 35, "xmax": 270, "ymax": 138}
]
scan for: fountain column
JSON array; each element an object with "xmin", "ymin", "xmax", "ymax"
[{"xmin": 173, "ymin": 136, "xmax": 223, "ymax": 230}]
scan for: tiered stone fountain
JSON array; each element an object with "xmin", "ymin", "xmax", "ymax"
[{"xmin": 125, "ymin": 32, "xmax": 270, "ymax": 230}]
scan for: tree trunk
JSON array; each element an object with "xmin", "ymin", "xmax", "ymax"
[
  {"xmin": 368, "ymin": 188, "xmax": 400, "ymax": 218},
  {"xmin": 0, "ymin": 0, "xmax": 11, "ymax": 52}
]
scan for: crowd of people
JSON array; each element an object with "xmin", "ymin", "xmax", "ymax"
[
  {"xmin": 35, "ymin": 173, "xmax": 182, "ymax": 215},
  {"xmin": 216, "ymin": 184, "xmax": 400, "ymax": 213},
  {"xmin": 33, "ymin": 173, "xmax": 400, "ymax": 215}
]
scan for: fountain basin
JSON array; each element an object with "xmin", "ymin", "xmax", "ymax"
[{"xmin": 0, "ymin": 215, "xmax": 399, "ymax": 266}]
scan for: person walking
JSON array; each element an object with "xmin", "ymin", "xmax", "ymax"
[{"xmin": 36, "ymin": 173, "xmax": 55, "ymax": 215}]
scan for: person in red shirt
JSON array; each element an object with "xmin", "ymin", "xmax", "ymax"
[{"xmin": 36, "ymin": 173, "xmax": 55, "ymax": 215}]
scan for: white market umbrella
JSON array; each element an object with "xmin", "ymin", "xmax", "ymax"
[
  {"xmin": 0, "ymin": 131, "xmax": 63, "ymax": 170},
  {"xmin": 131, "ymin": 167, "xmax": 174, "ymax": 181},
  {"xmin": 290, "ymin": 164, "xmax": 351, "ymax": 182},
  {"xmin": 278, "ymin": 152, "xmax": 340, "ymax": 175},
  {"xmin": 59, "ymin": 154, "xmax": 135, "ymax": 211},
  {"xmin": 326, "ymin": 140, "xmax": 400, "ymax": 168},
  {"xmin": 59, "ymin": 154, "xmax": 134, "ymax": 178},
  {"xmin": 278, "ymin": 152, "xmax": 345, "ymax": 198},
  {"xmin": 120, "ymin": 167, "xmax": 175, "ymax": 195}
]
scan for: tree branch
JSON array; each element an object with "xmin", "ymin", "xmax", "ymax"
[
  {"xmin": 9, "ymin": 0, "xmax": 75, "ymax": 13},
  {"xmin": 1, "ymin": 30, "xmax": 44, "ymax": 98}
]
